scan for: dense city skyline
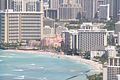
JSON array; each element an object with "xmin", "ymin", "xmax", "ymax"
[{"xmin": 1, "ymin": 0, "xmax": 120, "ymax": 80}]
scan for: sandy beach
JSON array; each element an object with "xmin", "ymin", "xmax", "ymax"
[
  {"xmin": 64, "ymin": 55, "xmax": 103, "ymax": 73},
  {"xmin": 5, "ymin": 49, "xmax": 103, "ymax": 73}
]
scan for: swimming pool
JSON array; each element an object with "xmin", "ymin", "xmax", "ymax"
[{"xmin": 0, "ymin": 50, "xmax": 92, "ymax": 80}]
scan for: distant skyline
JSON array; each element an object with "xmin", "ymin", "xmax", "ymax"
[{"xmin": 0, "ymin": 0, "xmax": 120, "ymax": 21}]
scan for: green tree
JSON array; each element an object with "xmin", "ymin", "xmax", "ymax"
[
  {"xmin": 99, "ymin": 53, "xmax": 108, "ymax": 65},
  {"xmin": 78, "ymin": 49, "xmax": 83, "ymax": 56},
  {"xmin": 87, "ymin": 73, "xmax": 103, "ymax": 80},
  {"xmin": 104, "ymin": 20, "xmax": 115, "ymax": 30},
  {"xmin": 84, "ymin": 51, "xmax": 90, "ymax": 59},
  {"xmin": 3, "ymin": 42, "xmax": 10, "ymax": 49}
]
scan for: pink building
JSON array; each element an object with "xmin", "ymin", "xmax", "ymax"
[{"xmin": 42, "ymin": 35, "xmax": 62, "ymax": 47}]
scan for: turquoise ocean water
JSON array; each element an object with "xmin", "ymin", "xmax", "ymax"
[{"xmin": 0, "ymin": 50, "xmax": 93, "ymax": 80}]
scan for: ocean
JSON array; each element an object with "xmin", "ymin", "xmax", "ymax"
[{"xmin": 0, "ymin": 50, "xmax": 92, "ymax": 80}]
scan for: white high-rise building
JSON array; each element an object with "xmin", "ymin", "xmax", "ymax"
[
  {"xmin": 78, "ymin": 28, "xmax": 107, "ymax": 52},
  {"xmin": 61, "ymin": 26, "xmax": 108, "ymax": 52},
  {"xmin": 105, "ymin": 46, "xmax": 117, "ymax": 57},
  {"xmin": 0, "ymin": 10, "xmax": 42, "ymax": 43},
  {"xmin": 62, "ymin": 30, "xmax": 78, "ymax": 51},
  {"xmin": 103, "ymin": 57, "xmax": 120, "ymax": 80},
  {"xmin": 98, "ymin": 4, "xmax": 110, "ymax": 20},
  {"xmin": 0, "ymin": 0, "xmax": 44, "ymax": 43}
]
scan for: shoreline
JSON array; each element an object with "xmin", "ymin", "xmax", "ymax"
[
  {"xmin": 4, "ymin": 49, "xmax": 103, "ymax": 73},
  {"xmin": 64, "ymin": 55, "xmax": 103, "ymax": 73}
]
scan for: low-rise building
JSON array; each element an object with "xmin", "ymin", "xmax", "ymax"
[
  {"xmin": 90, "ymin": 51, "xmax": 106, "ymax": 60},
  {"xmin": 105, "ymin": 46, "xmax": 117, "ymax": 57},
  {"xmin": 42, "ymin": 34, "xmax": 62, "ymax": 48},
  {"xmin": 43, "ymin": 26, "xmax": 54, "ymax": 37},
  {"xmin": 56, "ymin": 26, "xmax": 68, "ymax": 35}
]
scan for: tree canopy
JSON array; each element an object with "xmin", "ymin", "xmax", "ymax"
[{"xmin": 104, "ymin": 20, "xmax": 115, "ymax": 30}]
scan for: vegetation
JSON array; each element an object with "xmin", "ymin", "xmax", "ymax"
[
  {"xmin": 107, "ymin": 35, "xmax": 115, "ymax": 45},
  {"xmin": 83, "ymin": 51, "xmax": 90, "ymax": 60},
  {"xmin": 64, "ymin": 22, "xmax": 81, "ymax": 30},
  {"xmin": 93, "ymin": 53, "xmax": 108, "ymax": 65},
  {"xmin": 86, "ymin": 73, "xmax": 103, "ymax": 80},
  {"xmin": 0, "ymin": 40, "xmax": 26, "ymax": 49},
  {"xmin": 104, "ymin": 20, "xmax": 115, "ymax": 30}
]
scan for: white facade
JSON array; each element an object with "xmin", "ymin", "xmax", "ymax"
[
  {"xmin": 103, "ymin": 66, "xmax": 107, "ymax": 80},
  {"xmin": 62, "ymin": 0, "xmax": 77, "ymax": 4},
  {"xmin": 43, "ymin": 26, "xmax": 54, "ymax": 37},
  {"xmin": 56, "ymin": 26, "xmax": 68, "ymax": 35},
  {"xmin": 117, "ymin": 75, "xmax": 120, "ymax": 80},
  {"xmin": 80, "ymin": 22, "xmax": 93, "ymax": 29},
  {"xmin": 90, "ymin": 51, "xmax": 106, "ymax": 60},
  {"xmin": 105, "ymin": 46, "xmax": 117, "ymax": 57},
  {"xmin": 118, "ymin": 32, "xmax": 120, "ymax": 46},
  {"xmin": 80, "ymin": 22, "xmax": 106, "ymax": 30},
  {"xmin": 103, "ymin": 57, "xmax": 120, "ymax": 80}
]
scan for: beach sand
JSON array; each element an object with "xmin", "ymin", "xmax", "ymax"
[
  {"xmin": 64, "ymin": 55, "xmax": 103, "ymax": 73},
  {"xmin": 5, "ymin": 49, "xmax": 103, "ymax": 73}
]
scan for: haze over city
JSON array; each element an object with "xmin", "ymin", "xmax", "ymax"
[{"xmin": 0, "ymin": 0, "xmax": 120, "ymax": 80}]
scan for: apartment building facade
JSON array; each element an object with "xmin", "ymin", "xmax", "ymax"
[{"xmin": 0, "ymin": 10, "xmax": 42, "ymax": 43}]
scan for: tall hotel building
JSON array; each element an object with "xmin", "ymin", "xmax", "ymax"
[
  {"xmin": 0, "ymin": 0, "xmax": 7, "ymax": 11},
  {"xmin": 62, "ymin": 26, "xmax": 107, "ymax": 52},
  {"xmin": 59, "ymin": 3, "xmax": 82, "ymax": 21},
  {"xmin": 78, "ymin": 28, "xmax": 107, "ymax": 52},
  {"xmin": 98, "ymin": 4, "xmax": 110, "ymax": 20},
  {"xmin": 62, "ymin": 30, "xmax": 78, "ymax": 50},
  {"xmin": 103, "ymin": 57, "xmax": 120, "ymax": 80},
  {"xmin": 47, "ymin": 0, "xmax": 59, "ymax": 19},
  {"xmin": 49, "ymin": 0, "xmax": 59, "ymax": 9},
  {"xmin": 0, "ymin": 0, "xmax": 44, "ymax": 43}
]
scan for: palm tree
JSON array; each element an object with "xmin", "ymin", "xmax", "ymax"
[
  {"xmin": 78, "ymin": 49, "xmax": 83, "ymax": 56},
  {"xmin": 86, "ymin": 73, "xmax": 103, "ymax": 80}
]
